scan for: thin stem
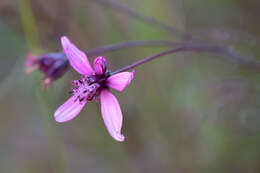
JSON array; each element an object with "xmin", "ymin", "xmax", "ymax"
[
  {"xmin": 86, "ymin": 40, "xmax": 183, "ymax": 56},
  {"xmin": 111, "ymin": 47, "xmax": 187, "ymax": 74},
  {"xmin": 112, "ymin": 44, "xmax": 260, "ymax": 74}
]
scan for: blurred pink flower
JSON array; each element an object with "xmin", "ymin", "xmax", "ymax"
[
  {"xmin": 54, "ymin": 36, "xmax": 134, "ymax": 142},
  {"xmin": 24, "ymin": 52, "xmax": 69, "ymax": 88}
]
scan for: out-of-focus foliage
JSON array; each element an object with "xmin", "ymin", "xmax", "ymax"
[{"xmin": 0, "ymin": 0, "xmax": 260, "ymax": 173}]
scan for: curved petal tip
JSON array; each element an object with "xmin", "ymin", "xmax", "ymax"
[{"xmin": 113, "ymin": 133, "xmax": 125, "ymax": 142}]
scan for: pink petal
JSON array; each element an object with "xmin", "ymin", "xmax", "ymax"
[
  {"xmin": 100, "ymin": 89, "xmax": 125, "ymax": 142},
  {"xmin": 54, "ymin": 96, "xmax": 86, "ymax": 123},
  {"xmin": 106, "ymin": 70, "xmax": 135, "ymax": 92},
  {"xmin": 93, "ymin": 56, "xmax": 107, "ymax": 75},
  {"xmin": 61, "ymin": 36, "xmax": 94, "ymax": 75}
]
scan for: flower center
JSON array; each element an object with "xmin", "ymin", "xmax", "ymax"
[{"xmin": 71, "ymin": 76, "xmax": 100, "ymax": 102}]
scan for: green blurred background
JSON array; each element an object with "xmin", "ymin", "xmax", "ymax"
[{"xmin": 1, "ymin": 0, "xmax": 260, "ymax": 172}]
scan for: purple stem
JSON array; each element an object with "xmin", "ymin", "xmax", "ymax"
[
  {"xmin": 112, "ymin": 44, "xmax": 260, "ymax": 74},
  {"xmin": 86, "ymin": 40, "xmax": 183, "ymax": 56},
  {"xmin": 111, "ymin": 47, "xmax": 187, "ymax": 75}
]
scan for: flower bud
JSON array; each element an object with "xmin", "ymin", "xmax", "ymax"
[
  {"xmin": 24, "ymin": 52, "xmax": 69, "ymax": 88},
  {"xmin": 93, "ymin": 56, "xmax": 107, "ymax": 75}
]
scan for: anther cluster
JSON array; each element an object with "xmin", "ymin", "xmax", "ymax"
[{"xmin": 71, "ymin": 76, "xmax": 101, "ymax": 102}]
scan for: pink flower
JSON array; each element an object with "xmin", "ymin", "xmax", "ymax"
[{"xmin": 54, "ymin": 36, "xmax": 135, "ymax": 142}]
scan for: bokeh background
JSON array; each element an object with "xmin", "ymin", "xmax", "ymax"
[{"xmin": 1, "ymin": 0, "xmax": 260, "ymax": 172}]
